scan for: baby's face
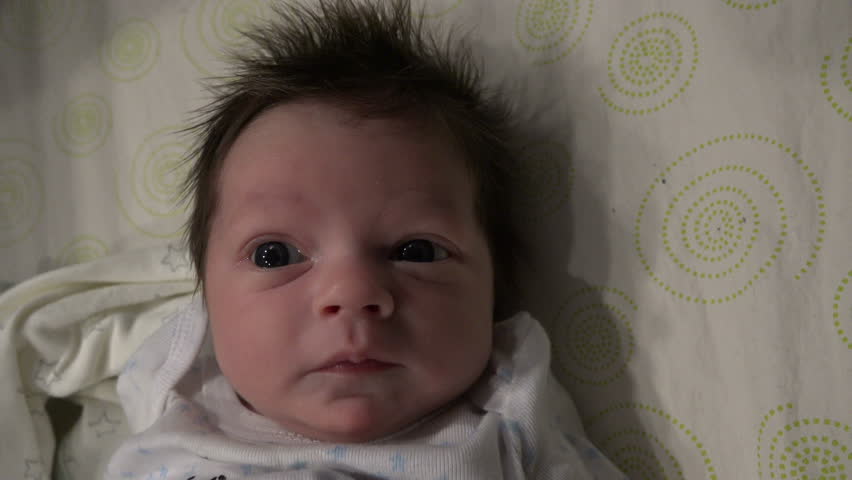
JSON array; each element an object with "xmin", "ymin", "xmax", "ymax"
[{"xmin": 203, "ymin": 101, "xmax": 494, "ymax": 442}]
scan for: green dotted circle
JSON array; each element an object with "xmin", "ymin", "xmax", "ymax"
[
  {"xmin": 53, "ymin": 94, "xmax": 112, "ymax": 157},
  {"xmin": 681, "ymin": 197, "xmax": 747, "ymax": 264},
  {"xmin": 564, "ymin": 311, "xmax": 620, "ymax": 371},
  {"xmin": 661, "ymin": 169, "xmax": 767, "ymax": 280},
  {"xmin": 634, "ymin": 133, "xmax": 826, "ymax": 304},
  {"xmin": 846, "ymin": 41, "xmax": 852, "ymax": 96},
  {"xmin": 513, "ymin": 141, "xmax": 573, "ymax": 219},
  {"xmin": 820, "ymin": 37, "xmax": 852, "ymax": 123},
  {"xmin": 515, "ymin": 0, "xmax": 594, "ymax": 65},
  {"xmin": 132, "ymin": 132, "xmax": 188, "ymax": 216},
  {"xmin": 56, "ymin": 235, "xmax": 108, "ymax": 266},
  {"xmin": 604, "ymin": 429, "xmax": 681, "ymax": 479},
  {"xmin": 721, "ymin": 0, "xmax": 782, "ymax": 10},
  {"xmin": 832, "ymin": 271, "xmax": 852, "ymax": 351},
  {"xmin": 598, "ymin": 12, "xmax": 699, "ymax": 116},
  {"xmin": 117, "ymin": 126, "xmax": 190, "ymax": 238},
  {"xmin": 585, "ymin": 402, "xmax": 717, "ymax": 480},
  {"xmin": 101, "ymin": 18, "xmax": 160, "ymax": 82},
  {"xmin": 182, "ymin": 0, "xmax": 270, "ymax": 75},
  {"xmin": 551, "ymin": 286, "xmax": 636, "ymax": 385},
  {"xmin": 0, "ymin": 140, "xmax": 44, "ymax": 247},
  {"xmin": 208, "ymin": 0, "xmax": 267, "ymax": 48},
  {"xmin": 0, "ymin": 0, "xmax": 80, "ymax": 50},
  {"xmin": 757, "ymin": 403, "xmax": 851, "ymax": 479}
]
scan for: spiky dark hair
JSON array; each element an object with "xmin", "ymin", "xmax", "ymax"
[{"xmin": 180, "ymin": 0, "xmax": 521, "ymax": 315}]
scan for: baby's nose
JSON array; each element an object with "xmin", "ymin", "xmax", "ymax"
[{"xmin": 313, "ymin": 257, "xmax": 394, "ymax": 319}]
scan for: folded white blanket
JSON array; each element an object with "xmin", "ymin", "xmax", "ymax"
[{"xmin": 0, "ymin": 245, "xmax": 195, "ymax": 480}]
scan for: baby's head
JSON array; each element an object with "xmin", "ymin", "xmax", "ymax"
[{"xmin": 181, "ymin": 0, "xmax": 519, "ymax": 442}]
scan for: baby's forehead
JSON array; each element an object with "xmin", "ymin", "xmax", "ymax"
[
  {"xmin": 212, "ymin": 100, "xmax": 477, "ymax": 213},
  {"xmin": 219, "ymin": 100, "xmax": 471, "ymax": 177},
  {"xmin": 245, "ymin": 99, "xmax": 450, "ymax": 141}
]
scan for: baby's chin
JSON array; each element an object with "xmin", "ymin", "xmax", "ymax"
[{"xmin": 263, "ymin": 395, "xmax": 427, "ymax": 443}]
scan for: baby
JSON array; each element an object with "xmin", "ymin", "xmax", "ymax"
[{"xmin": 106, "ymin": 0, "xmax": 624, "ymax": 478}]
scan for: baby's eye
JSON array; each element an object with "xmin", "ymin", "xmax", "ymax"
[
  {"xmin": 390, "ymin": 239, "xmax": 449, "ymax": 263},
  {"xmin": 251, "ymin": 241, "xmax": 306, "ymax": 269}
]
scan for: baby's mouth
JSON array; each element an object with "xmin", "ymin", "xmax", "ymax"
[{"xmin": 318, "ymin": 357, "xmax": 396, "ymax": 374}]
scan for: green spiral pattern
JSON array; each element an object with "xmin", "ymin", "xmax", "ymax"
[
  {"xmin": 56, "ymin": 236, "xmax": 108, "ymax": 266},
  {"xmin": 513, "ymin": 141, "xmax": 573, "ymax": 219},
  {"xmin": 182, "ymin": 0, "xmax": 271, "ymax": 75},
  {"xmin": 0, "ymin": 140, "xmax": 44, "ymax": 247},
  {"xmin": 515, "ymin": 0, "xmax": 594, "ymax": 65},
  {"xmin": 208, "ymin": 0, "xmax": 267, "ymax": 48},
  {"xmin": 832, "ymin": 271, "xmax": 852, "ymax": 351},
  {"xmin": 585, "ymin": 402, "xmax": 717, "ymax": 479},
  {"xmin": 551, "ymin": 286, "xmax": 636, "ymax": 385},
  {"xmin": 101, "ymin": 18, "xmax": 160, "ymax": 82},
  {"xmin": 117, "ymin": 126, "xmax": 190, "ymax": 238},
  {"xmin": 53, "ymin": 94, "xmax": 112, "ymax": 157},
  {"xmin": 820, "ymin": 37, "xmax": 852, "ymax": 123},
  {"xmin": 598, "ymin": 12, "xmax": 699, "ymax": 116},
  {"xmin": 634, "ymin": 134, "xmax": 825, "ymax": 304},
  {"xmin": 0, "ymin": 0, "xmax": 80, "ymax": 50},
  {"xmin": 720, "ymin": 0, "xmax": 782, "ymax": 9},
  {"xmin": 757, "ymin": 403, "xmax": 851, "ymax": 479}
]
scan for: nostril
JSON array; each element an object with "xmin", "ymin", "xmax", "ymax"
[
  {"xmin": 364, "ymin": 304, "xmax": 380, "ymax": 313},
  {"xmin": 320, "ymin": 304, "xmax": 383, "ymax": 315}
]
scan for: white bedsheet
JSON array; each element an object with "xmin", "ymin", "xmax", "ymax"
[{"xmin": 0, "ymin": 1, "xmax": 849, "ymax": 479}]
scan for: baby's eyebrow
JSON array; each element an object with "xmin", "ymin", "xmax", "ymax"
[
  {"xmin": 219, "ymin": 191, "xmax": 314, "ymax": 230},
  {"xmin": 380, "ymin": 195, "xmax": 473, "ymax": 232},
  {"xmin": 222, "ymin": 189, "xmax": 471, "ymax": 234},
  {"xmin": 386, "ymin": 188, "xmax": 468, "ymax": 213},
  {"xmin": 233, "ymin": 190, "xmax": 312, "ymax": 213}
]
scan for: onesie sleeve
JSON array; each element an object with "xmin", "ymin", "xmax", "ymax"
[
  {"xmin": 116, "ymin": 297, "xmax": 206, "ymax": 433},
  {"xmin": 470, "ymin": 312, "xmax": 627, "ymax": 479}
]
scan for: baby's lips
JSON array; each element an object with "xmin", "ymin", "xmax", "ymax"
[{"xmin": 315, "ymin": 351, "xmax": 397, "ymax": 372}]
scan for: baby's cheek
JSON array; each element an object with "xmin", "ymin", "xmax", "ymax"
[
  {"xmin": 208, "ymin": 302, "xmax": 264, "ymax": 375},
  {"xmin": 428, "ymin": 315, "xmax": 491, "ymax": 388},
  {"xmin": 212, "ymin": 331, "xmax": 284, "ymax": 413},
  {"xmin": 210, "ymin": 298, "xmax": 306, "ymax": 395},
  {"xmin": 209, "ymin": 318, "xmax": 250, "ymax": 377}
]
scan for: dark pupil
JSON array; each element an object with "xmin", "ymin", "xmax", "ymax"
[
  {"xmin": 398, "ymin": 240, "xmax": 435, "ymax": 262},
  {"xmin": 255, "ymin": 242, "xmax": 288, "ymax": 268}
]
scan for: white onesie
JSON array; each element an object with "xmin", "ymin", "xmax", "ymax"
[{"xmin": 105, "ymin": 297, "xmax": 625, "ymax": 479}]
